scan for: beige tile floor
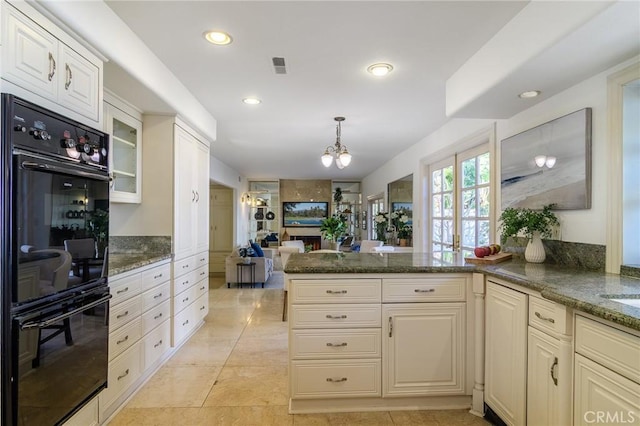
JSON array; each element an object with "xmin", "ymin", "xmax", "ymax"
[{"xmin": 108, "ymin": 275, "xmax": 490, "ymax": 426}]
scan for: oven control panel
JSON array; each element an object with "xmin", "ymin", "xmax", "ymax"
[{"xmin": 5, "ymin": 95, "xmax": 109, "ymax": 170}]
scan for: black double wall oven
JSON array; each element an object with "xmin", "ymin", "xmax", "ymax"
[{"xmin": 1, "ymin": 94, "xmax": 111, "ymax": 425}]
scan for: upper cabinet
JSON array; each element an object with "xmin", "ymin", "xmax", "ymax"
[
  {"xmin": 104, "ymin": 93, "xmax": 142, "ymax": 203},
  {"xmin": 1, "ymin": 1, "xmax": 103, "ymax": 127}
]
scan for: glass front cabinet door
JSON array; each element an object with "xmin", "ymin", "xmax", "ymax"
[{"xmin": 105, "ymin": 98, "xmax": 142, "ymax": 203}]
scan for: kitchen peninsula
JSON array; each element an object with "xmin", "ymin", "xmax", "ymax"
[{"xmin": 284, "ymin": 252, "xmax": 640, "ymax": 422}]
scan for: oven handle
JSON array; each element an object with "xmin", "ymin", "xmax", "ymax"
[
  {"xmin": 20, "ymin": 294, "xmax": 112, "ymax": 330},
  {"xmin": 21, "ymin": 160, "xmax": 110, "ymax": 182}
]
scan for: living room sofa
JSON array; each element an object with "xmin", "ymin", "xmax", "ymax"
[{"xmin": 225, "ymin": 251, "xmax": 273, "ymax": 287}]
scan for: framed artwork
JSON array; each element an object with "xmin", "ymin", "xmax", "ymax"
[
  {"xmin": 282, "ymin": 202, "xmax": 328, "ymax": 227},
  {"xmin": 501, "ymin": 108, "xmax": 592, "ymax": 210}
]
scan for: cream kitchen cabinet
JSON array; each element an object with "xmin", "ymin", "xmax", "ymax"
[
  {"xmin": 99, "ymin": 260, "xmax": 172, "ymax": 423},
  {"xmin": 174, "ymin": 124, "xmax": 210, "ymax": 261},
  {"xmin": 172, "ymin": 251, "xmax": 209, "ymax": 347},
  {"xmin": 105, "ymin": 92, "xmax": 142, "ymax": 203},
  {"xmin": 2, "ymin": 1, "xmax": 102, "ymax": 127},
  {"xmin": 574, "ymin": 315, "xmax": 640, "ymax": 425},
  {"xmin": 485, "ymin": 280, "xmax": 528, "ymax": 426}
]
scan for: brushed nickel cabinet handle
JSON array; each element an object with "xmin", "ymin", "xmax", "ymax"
[
  {"xmin": 116, "ymin": 335, "xmax": 129, "ymax": 345},
  {"xmin": 535, "ymin": 311, "xmax": 555, "ymax": 323},
  {"xmin": 116, "ymin": 287, "xmax": 129, "ymax": 294},
  {"xmin": 154, "ymin": 313, "xmax": 163, "ymax": 320},
  {"xmin": 326, "ymin": 290, "xmax": 347, "ymax": 294},
  {"xmin": 64, "ymin": 63, "xmax": 72, "ymax": 90},
  {"xmin": 326, "ymin": 342, "xmax": 348, "ymax": 347},
  {"xmin": 116, "ymin": 310, "xmax": 129, "ymax": 319},
  {"xmin": 326, "ymin": 377, "xmax": 347, "ymax": 383},
  {"xmin": 117, "ymin": 369, "xmax": 129, "ymax": 380},
  {"xmin": 550, "ymin": 357, "xmax": 559, "ymax": 386},
  {"xmin": 154, "ymin": 273, "xmax": 163, "ymax": 279},
  {"xmin": 154, "ymin": 339, "xmax": 163, "ymax": 348},
  {"xmin": 48, "ymin": 53, "xmax": 56, "ymax": 81},
  {"xmin": 153, "ymin": 293, "xmax": 163, "ymax": 299},
  {"xmin": 414, "ymin": 288, "xmax": 435, "ymax": 293},
  {"xmin": 325, "ymin": 314, "xmax": 347, "ymax": 319}
]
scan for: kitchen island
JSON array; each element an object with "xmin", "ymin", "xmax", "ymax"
[{"xmin": 284, "ymin": 252, "xmax": 640, "ymax": 419}]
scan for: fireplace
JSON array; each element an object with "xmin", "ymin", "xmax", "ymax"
[{"xmin": 291, "ymin": 235, "xmax": 322, "ymax": 251}]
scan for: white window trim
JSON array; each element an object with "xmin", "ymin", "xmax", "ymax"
[{"xmin": 606, "ymin": 62, "xmax": 640, "ymax": 273}]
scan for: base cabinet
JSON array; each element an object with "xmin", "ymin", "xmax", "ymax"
[
  {"xmin": 485, "ymin": 281, "xmax": 528, "ymax": 426},
  {"xmin": 527, "ymin": 327, "xmax": 560, "ymax": 426},
  {"xmin": 382, "ymin": 303, "xmax": 465, "ymax": 397}
]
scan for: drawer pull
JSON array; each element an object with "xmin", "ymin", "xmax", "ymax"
[
  {"xmin": 116, "ymin": 310, "xmax": 129, "ymax": 319},
  {"xmin": 550, "ymin": 357, "xmax": 558, "ymax": 386},
  {"xmin": 153, "ymin": 293, "xmax": 163, "ymax": 299},
  {"xmin": 182, "ymin": 319, "xmax": 189, "ymax": 326},
  {"xmin": 326, "ymin": 342, "xmax": 348, "ymax": 347},
  {"xmin": 326, "ymin": 377, "xmax": 348, "ymax": 383},
  {"xmin": 154, "ymin": 313, "xmax": 163, "ymax": 320},
  {"xmin": 116, "ymin": 287, "xmax": 129, "ymax": 294},
  {"xmin": 200, "ymin": 305, "xmax": 206, "ymax": 310},
  {"xmin": 116, "ymin": 335, "xmax": 129, "ymax": 345},
  {"xmin": 535, "ymin": 311, "xmax": 555, "ymax": 323},
  {"xmin": 325, "ymin": 314, "xmax": 347, "ymax": 319},
  {"xmin": 200, "ymin": 286, "xmax": 205, "ymax": 291},
  {"xmin": 183, "ymin": 297, "xmax": 189, "ymax": 303},
  {"xmin": 414, "ymin": 288, "xmax": 435, "ymax": 293},
  {"xmin": 182, "ymin": 280, "xmax": 190, "ymax": 286},
  {"xmin": 117, "ymin": 369, "xmax": 130, "ymax": 381},
  {"xmin": 154, "ymin": 339, "xmax": 163, "ymax": 348},
  {"xmin": 326, "ymin": 290, "xmax": 347, "ymax": 294},
  {"xmin": 182, "ymin": 264, "xmax": 189, "ymax": 269},
  {"xmin": 200, "ymin": 271, "xmax": 206, "ymax": 276},
  {"xmin": 154, "ymin": 273, "xmax": 163, "ymax": 279},
  {"xmin": 200, "ymin": 257, "xmax": 205, "ymax": 262}
]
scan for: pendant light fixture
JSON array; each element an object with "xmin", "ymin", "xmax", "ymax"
[{"xmin": 321, "ymin": 117, "xmax": 352, "ymax": 169}]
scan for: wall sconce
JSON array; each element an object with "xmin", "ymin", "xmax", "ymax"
[
  {"xmin": 534, "ymin": 155, "xmax": 557, "ymax": 168},
  {"xmin": 241, "ymin": 192, "xmax": 252, "ymax": 205}
]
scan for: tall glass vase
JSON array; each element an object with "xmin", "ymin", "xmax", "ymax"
[{"xmin": 525, "ymin": 232, "xmax": 546, "ymax": 263}]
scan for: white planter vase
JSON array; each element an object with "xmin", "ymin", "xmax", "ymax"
[
  {"xmin": 329, "ymin": 241, "xmax": 341, "ymax": 251},
  {"xmin": 525, "ymin": 232, "xmax": 546, "ymax": 263}
]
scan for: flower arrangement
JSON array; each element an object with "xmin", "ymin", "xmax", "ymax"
[
  {"xmin": 390, "ymin": 209, "xmax": 410, "ymax": 232},
  {"xmin": 374, "ymin": 211, "xmax": 388, "ymax": 241},
  {"xmin": 397, "ymin": 224, "xmax": 412, "ymax": 240}
]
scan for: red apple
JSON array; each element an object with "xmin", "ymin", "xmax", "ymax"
[
  {"xmin": 474, "ymin": 247, "xmax": 486, "ymax": 258},
  {"xmin": 482, "ymin": 246, "xmax": 492, "ymax": 257}
]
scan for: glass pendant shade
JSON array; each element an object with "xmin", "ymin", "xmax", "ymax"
[
  {"xmin": 339, "ymin": 150, "xmax": 352, "ymax": 167},
  {"xmin": 534, "ymin": 155, "xmax": 547, "ymax": 167},
  {"xmin": 545, "ymin": 156, "xmax": 557, "ymax": 168},
  {"xmin": 336, "ymin": 157, "xmax": 345, "ymax": 169},
  {"xmin": 321, "ymin": 151, "xmax": 333, "ymax": 167}
]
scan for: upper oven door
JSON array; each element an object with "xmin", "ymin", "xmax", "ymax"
[{"xmin": 13, "ymin": 152, "xmax": 110, "ymax": 306}]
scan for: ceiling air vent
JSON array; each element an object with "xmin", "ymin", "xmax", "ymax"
[{"xmin": 272, "ymin": 57, "xmax": 287, "ymax": 74}]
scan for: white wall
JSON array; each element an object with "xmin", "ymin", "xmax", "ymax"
[
  {"xmin": 363, "ymin": 57, "xmax": 640, "ymax": 248},
  {"xmin": 208, "ymin": 155, "xmax": 248, "ymax": 246}
]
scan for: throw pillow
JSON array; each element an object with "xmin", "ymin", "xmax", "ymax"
[{"xmin": 250, "ymin": 242, "xmax": 265, "ymax": 257}]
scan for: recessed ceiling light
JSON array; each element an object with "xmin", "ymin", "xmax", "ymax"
[
  {"xmin": 367, "ymin": 63, "xmax": 394, "ymax": 77},
  {"xmin": 203, "ymin": 30, "xmax": 232, "ymax": 45},
  {"xmin": 519, "ymin": 90, "xmax": 541, "ymax": 98},
  {"xmin": 242, "ymin": 97, "xmax": 261, "ymax": 105}
]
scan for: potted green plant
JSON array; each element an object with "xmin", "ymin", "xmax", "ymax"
[
  {"xmin": 498, "ymin": 204, "xmax": 559, "ymax": 263},
  {"xmin": 397, "ymin": 224, "xmax": 412, "ymax": 247},
  {"xmin": 87, "ymin": 208, "xmax": 109, "ymax": 257},
  {"xmin": 320, "ymin": 214, "xmax": 347, "ymax": 250}
]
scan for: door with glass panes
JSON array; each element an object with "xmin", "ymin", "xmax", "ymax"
[{"xmin": 429, "ymin": 145, "xmax": 491, "ymax": 257}]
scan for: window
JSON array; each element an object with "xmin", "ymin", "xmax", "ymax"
[
  {"xmin": 428, "ymin": 143, "xmax": 492, "ymax": 257},
  {"xmin": 368, "ymin": 195, "xmax": 385, "ymax": 239}
]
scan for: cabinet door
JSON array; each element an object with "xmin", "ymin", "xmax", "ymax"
[
  {"xmin": 485, "ymin": 282, "xmax": 527, "ymax": 426},
  {"xmin": 527, "ymin": 327, "xmax": 560, "ymax": 426},
  {"xmin": 173, "ymin": 125, "xmax": 197, "ymax": 260},
  {"xmin": 58, "ymin": 44, "xmax": 100, "ymax": 122},
  {"xmin": 574, "ymin": 353, "xmax": 640, "ymax": 426},
  {"xmin": 106, "ymin": 103, "xmax": 142, "ymax": 203},
  {"xmin": 3, "ymin": 6, "xmax": 58, "ymax": 98},
  {"xmin": 195, "ymin": 140, "xmax": 210, "ymax": 253},
  {"xmin": 382, "ymin": 303, "xmax": 465, "ymax": 396}
]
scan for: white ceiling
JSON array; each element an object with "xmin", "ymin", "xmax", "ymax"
[{"xmin": 102, "ymin": 1, "xmax": 638, "ymax": 181}]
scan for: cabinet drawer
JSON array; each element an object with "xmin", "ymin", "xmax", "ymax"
[
  {"xmin": 196, "ymin": 292, "xmax": 209, "ymax": 320},
  {"xmin": 174, "ymin": 270, "xmax": 197, "ymax": 294},
  {"xmin": 141, "ymin": 281, "xmax": 171, "ymax": 312},
  {"xmin": 291, "ymin": 359, "xmax": 381, "ymax": 399},
  {"xmin": 291, "ymin": 328, "xmax": 382, "ymax": 359},
  {"xmin": 195, "ymin": 279, "xmax": 208, "ymax": 299},
  {"xmin": 109, "ymin": 273, "xmax": 142, "ymax": 306},
  {"xmin": 195, "ymin": 252, "xmax": 208, "ymax": 269},
  {"xmin": 291, "ymin": 304, "xmax": 381, "ymax": 329},
  {"xmin": 109, "ymin": 296, "xmax": 141, "ymax": 332},
  {"xmin": 174, "ymin": 284, "xmax": 198, "ymax": 314},
  {"xmin": 528, "ymin": 296, "xmax": 571, "ymax": 335},
  {"xmin": 173, "ymin": 304, "xmax": 197, "ymax": 346},
  {"xmin": 195, "ymin": 264, "xmax": 209, "ymax": 284},
  {"xmin": 290, "ymin": 279, "xmax": 381, "ymax": 304},
  {"xmin": 174, "ymin": 256, "xmax": 196, "ymax": 278},
  {"xmin": 141, "ymin": 263, "xmax": 171, "ymax": 291},
  {"xmin": 101, "ymin": 343, "xmax": 142, "ymax": 411},
  {"xmin": 575, "ymin": 316, "xmax": 640, "ymax": 383},
  {"xmin": 382, "ymin": 276, "xmax": 467, "ymax": 302},
  {"xmin": 108, "ymin": 317, "xmax": 142, "ymax": 360},
  {"xmin": 141, "ymin": 299, "xmax": 171, "ymax": 335},
  {"xmin": 142, "ymin": 319, "xmax": 171, "ymax": 370}
]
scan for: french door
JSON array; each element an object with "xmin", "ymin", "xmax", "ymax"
[{"xmin": 429, "ymin": 144, "xmax": 491, "ymax": 257}]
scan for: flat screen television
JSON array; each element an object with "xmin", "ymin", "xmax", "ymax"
[{"xmin": 282, "ymin": 201, "xmax": 328, "ymax": 227}]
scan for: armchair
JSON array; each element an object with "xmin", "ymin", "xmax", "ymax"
[
  {"xmin": 278, "ymin": 240, "xmax": 305, "ymax": 267},
  {"xmin": 359, "ymin": 240, "xmax": 383, "ymax": 253},
  {"xmin": 225, "ymin": 253, "xmax": 273, "ymax": 288}
]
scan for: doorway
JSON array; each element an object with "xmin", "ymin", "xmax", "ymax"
[{"xmin": 210, "ymin": 183, "xmax": 234, "ymax": 274}]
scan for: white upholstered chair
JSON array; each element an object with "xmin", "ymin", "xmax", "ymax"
[
  {"xmin": 359, "ymin": 240, "xmax": 383, "ymax": 253},
  {"xmin": 373, "ymin": 245, "xmax": 395, "ymax": 252},
  {"xmin": 278, "ymin": 240, "xmax": 305, "ymax": 267}
]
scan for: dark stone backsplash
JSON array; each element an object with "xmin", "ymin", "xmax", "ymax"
[
  {"xmin": 621, "ymin": 265, "xmax": 640, "ymax": 279},
  {"xmin": 109, "ymin": 235, "xmax": 171, "ymax": 255},
  {"xmin": 503, "ymin": 237, "xmax": 605, "ymax": 271}
]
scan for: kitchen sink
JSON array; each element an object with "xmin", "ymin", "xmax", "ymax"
[{"xmin": 600, "ymin": 294, "xmax": 640, "ymax": 308}]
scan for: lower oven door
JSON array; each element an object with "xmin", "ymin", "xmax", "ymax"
[{"xmin": 11, "ymin": 285, "xmax": 111, "ymax": 426}]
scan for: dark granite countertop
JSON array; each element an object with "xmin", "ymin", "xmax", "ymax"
[
  {"xmin": 108, "ymin": 253, "xmax": 172, "ymax": 277},
  {"xmin": 284, "ymin": 252, "xmax": 640, "ymax": 332}
]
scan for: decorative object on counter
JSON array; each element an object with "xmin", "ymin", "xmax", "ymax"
[
  {"xmin": 374, "ymin": 211, "xmax": 389, "ymax": 242},
  {"xmin": 265, "ymin": 211, "xmax": 275, "ymax": 220},
  {"xmin": 393, "ymin": 208, "xmax": 412, "ymax": 246},
  {"xmin": 501, "ymin": 108, "xmax": 592, "ymax": 210},
  {"xmin": 254, "ymin": 211, "xmax": 264, "ymax": 220},
  {"xmin": 282, "ymin": 228, "xmax": 289, "ymax": 241},
  {"xmin": 320, "ymin": 214, "xmax": 347, "ymax": 251},
  {"xmin": 499, "ymin": 204, "xmax": 559, "ymax": 263}
]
